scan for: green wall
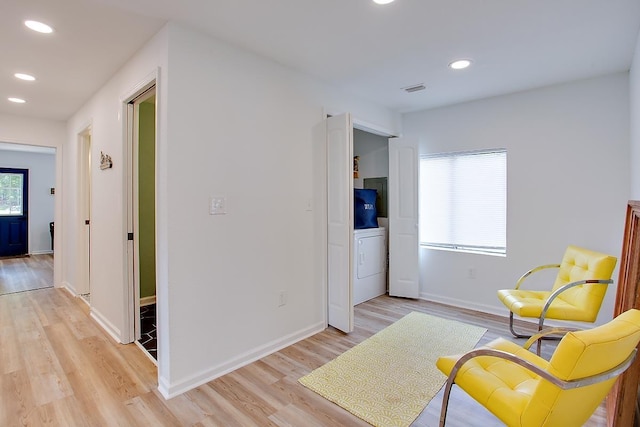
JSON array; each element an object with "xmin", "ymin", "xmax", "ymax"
[{"xmin": 139, "ymin": 100, "xmax": 156, "ymax": 299}]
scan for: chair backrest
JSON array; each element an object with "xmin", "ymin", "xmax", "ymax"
[
  {"xmin": 551, "ymin": 245, "xmax": 617, "ymax": 322},
  {"xmin": 522, "ymin": 309, "xmax": 640, "ymax": 427}
]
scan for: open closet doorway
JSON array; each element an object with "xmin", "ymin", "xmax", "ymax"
[
  {"xmin": 126, "ymin": 84, "xmax": 157, "ymax": 361},
  {"xmin": 77, "ymin": 126, "xmax": 92, "ymax": 302},
  {"xmin": 314, "ymin": 113, "xmax": 418, "ymax": 334}
]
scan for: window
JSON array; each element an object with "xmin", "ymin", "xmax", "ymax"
[
  {"xmin": 419, "ymin": 149, "xmax": 506, "ymax": 256},
  {"xmin": 0, "ymin": 172, "xmax": 24, "ymax": 216}
]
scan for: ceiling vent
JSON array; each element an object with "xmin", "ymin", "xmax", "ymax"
[{"xmin": 403, "ymin": 84, "xmax": 426, "ymax": 93}]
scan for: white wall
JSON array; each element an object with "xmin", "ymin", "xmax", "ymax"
[
  {"xmin": 0, "ymin": 114, "xmax": 65, "ymax": 286},
  {"xmin": 0, "ymin": 114, "xmax": 66, "ymax": 148},
  {"xmin": 60, "ymin": 21, "xmax": 399, "ymax": 398},
  {"xmin": 0, "ymin": 150, "xmax": 55, "ymax": 253},
  {"xmin": 630, "ymin": 30, "xmax": 640, "ymax": 199},
  {"xmin": 353, "ymin": 129, "xmax": 389, "ymax": 189},
  {"xmin": 63, "ymin": 26, "xmax": 169, "ymax": 344},
  {"xmin": 160, "ymin": 23, "xmax": 399, "ymax": 396},
  {"xmin": 403, "ymin": 73, "xmax": 630, "ymax": 325}
]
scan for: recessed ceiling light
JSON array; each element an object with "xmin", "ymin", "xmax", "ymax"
[
  {"xmin": 373, "ymin": 0, "xmax": 395, "ymax": 4},
  {"xmin": 24, "ymin": 20, "xmax": 53, "ymax": 34},
  {"xmin": 449, "ymin": 59, "xmax": 472, "ymax": 70},
  {"xmin": 8, "ymin": 97, "xmax": 26, "ymax": 104},
  {"xmin": 14, "ymin": 73, "xmax": 36, "ymax": 81}
]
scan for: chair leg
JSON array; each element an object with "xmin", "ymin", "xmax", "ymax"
[
  {"xmin": 509, "ymin": 312, "xmax": 533, "ymax": 338},
  {"xmin": 509, "ymin": 312, "xmax": 563, "ymax": 355},
  {"xmin": 439, "ymin": 374, "xmax": 456, "ymax": 426}
]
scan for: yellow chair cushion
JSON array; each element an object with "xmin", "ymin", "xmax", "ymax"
[
  {"xmin": 436, "ymin": 338, "xmax": 548, "ymax": 427},
  {"xmin": 498, "ymin": 245, "xmax": 617, "ymax": 323},
  {"xmin": 497, "ymin": 289, "xmax": 596, "ymax": 322}
]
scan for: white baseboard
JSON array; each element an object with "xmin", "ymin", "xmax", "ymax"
[
  {"xmin": 140, "ymin": 296, "xmax": 156, "ymax": 306},
  {"xmin": 30, "ymin": 250, "xmax": 54, "ymax": 255},
  {"xmin": 419, "ymin": 291, "xmax": 507, "ymax": 318},
  {"xmin": 157, "ymin": 321, "xmax": 326, "ymax": 399},
  {"xmin": 418, "ymin": 291, "xmax": 586, "ymax": 330},
  {"xmin": 90, "ymin": 308, "xmax": 123, "ymax": 344},
  {"xmin": 60, "ymin": 282, "xmax": 90, "ymax": 306},
  {"xmin": 61, "ymin": 281, "xmax": 77, "ymax": 296}
]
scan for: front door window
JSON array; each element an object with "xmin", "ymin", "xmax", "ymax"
[{"xmin": 0, "ymin": 173, "xmax": 24, "ymax": 216}]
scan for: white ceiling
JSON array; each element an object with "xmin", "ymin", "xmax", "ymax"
[
  {"xmin": 1, "ymin": 0, "xmax": 640, "ymax": 123},
  {"xmin": 0, "ymin": 0, "xmax": 165, "ymax": 121}
]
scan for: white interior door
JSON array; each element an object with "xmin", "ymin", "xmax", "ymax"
[
  {"xmin": 388, "ymin": 137, "xmax": 419, "ymax": 298},
  {"xmin": 326, "ymin": 113, "xmax": 354, "ymax": 333},
  {"xmin": 124, "ymin": 83, "xmax": 156, "ymax": 344},
  {"xmin": 126, "ymin": 99, "xmax": 141, "ymax": 342}
]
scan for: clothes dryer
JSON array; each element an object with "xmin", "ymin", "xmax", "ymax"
[{"xmin": 353, "ymin": 227, "xmax": 387, "ymax": 305}]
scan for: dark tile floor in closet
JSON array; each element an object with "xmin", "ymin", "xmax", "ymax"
[{"xmin": 139, "ymin": 304, "xmax": 157, "ymax": 360}]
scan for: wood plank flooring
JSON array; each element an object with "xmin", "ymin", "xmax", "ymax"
[
  {"xmin": 0, "ymin": 284, "xmax": 607, "ymax": 426},
  {"xmin": 0, "ymin": 255, "xmax": 53, "ymax": 296}
]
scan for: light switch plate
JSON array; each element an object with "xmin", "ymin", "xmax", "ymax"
[{"xmin": 209, "ymin": 196, "xmax": 227, "ymax": 215}]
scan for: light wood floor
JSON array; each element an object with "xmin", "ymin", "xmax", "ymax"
[
  {"xmin": 0, "ymin": 283, "xmax": 608, "ymax": 427},
  {"xmin": 0, "ymin": 254, "xmax": 53, "ymax": 296}
]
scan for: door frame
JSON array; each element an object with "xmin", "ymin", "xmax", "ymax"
[
  {"xmin": 316, "ymin": 111, "xmax": 399, "ymax": 332},
  {"xmin": 77, "ymin": 125, "xmax": 92, "ymax": 297},
  {"xmin": 0, "ymin": 140, "xmax": 60, "ymax": 286},
  {"xmin": 122, "ymin": 72, "xmax": 158, "ymax": 345}
]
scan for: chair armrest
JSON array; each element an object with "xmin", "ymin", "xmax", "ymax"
[
  {"xmin": 538, "ymin": 279, "xmax": 614, "ymax": 331},
  {"xmin": 446, "ymin": 348, "xmax": 565, "ymax": 388},
  {"xmin": 514, "ymin": 264, "xmax": 561, "ymax": 290},
  {"xmin": 523, "ymin": 327, "xmax": 577, "ymax": 352},
  {"xmin": 446, "ymin": 347, "xmax": 636, "ymax": 391}
]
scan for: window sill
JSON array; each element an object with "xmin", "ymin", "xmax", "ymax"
[{"xmin": 420, "ymin": 244, "xmax": 506, "ymax": 257}]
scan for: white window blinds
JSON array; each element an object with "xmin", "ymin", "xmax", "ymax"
[{"xmin": 419, "ymin": 149, "xmax": 506, "ymax": 255}]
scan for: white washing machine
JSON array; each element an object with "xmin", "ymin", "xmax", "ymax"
[{"xmin": 353, "ymin": 227, "xmax": 387, "ymax": 305}]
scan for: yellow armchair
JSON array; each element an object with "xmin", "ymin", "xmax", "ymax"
[
  {"xmin": 497, "ymin": 245, "xmax": 616, "ymax": 339},
  {"xmin": 436, "ymin": 309, "xmax": 640, "ymax": 427}
]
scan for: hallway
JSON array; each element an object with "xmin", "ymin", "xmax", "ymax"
[{"xmin": 0, "ymin": 254, "xmax": 53, "ymax": 296}]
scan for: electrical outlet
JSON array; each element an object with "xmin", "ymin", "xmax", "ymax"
[
  {"xmin": 468, "ymin": 268, "xmax": 476, "ymax": 279},
  {"xmin": 278, "ymin": 290, "xmax": 287, "ymax": 307}
]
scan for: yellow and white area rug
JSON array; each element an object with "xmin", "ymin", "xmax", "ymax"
[{"xmin": 298, "ymin": 312, "xmax": 487, "ymax": 427}]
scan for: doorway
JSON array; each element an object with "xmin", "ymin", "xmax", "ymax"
[
  {"xmin": 0, "ymin": 142, "xmax": 58, "ymax": 294},
  {"xmin": 0, "ymin": 167, "xmax": 28, "ymax": 257},
  {"xmin": 77, "ymin": 127, "xmax": 92, "ymax": 302},
  {"xmin": 315, "ymin": 114, "xmax": 418, "ymax": 334},
  {"xmin": 126, "ymin": 84, "xmax": 157, "ymax": 361}
]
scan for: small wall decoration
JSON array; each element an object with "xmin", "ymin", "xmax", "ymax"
[{"xmin": 100, "ymin": 151, "xmax": 113, "ymax": 170}]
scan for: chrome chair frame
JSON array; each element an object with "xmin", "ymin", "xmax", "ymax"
[
  {"xmin": 439, "ymin": 328, "xmax": 637, "ymax": 427},
  {"xmin": 508, "ymin": 264, "xmax": 613, "ymax": 345}
]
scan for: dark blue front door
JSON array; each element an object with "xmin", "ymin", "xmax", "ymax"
[{"xmin": 0, "ymin": 168, "xmax": 28, "ymax": 257}]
